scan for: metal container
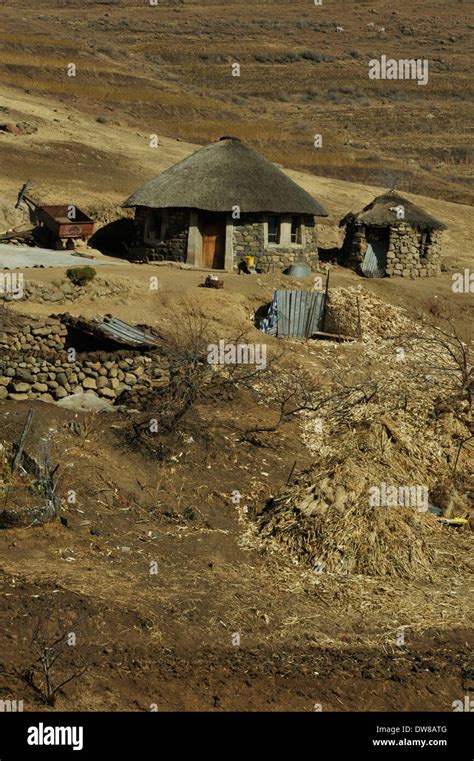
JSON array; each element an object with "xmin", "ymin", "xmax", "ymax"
[
  {"xmin": 36, "ymin": 204, "xmax": 94, "ymax": 241},
  {"xmin": 285, "ymin": 262, "xmax": 311, "ymax": 278}
]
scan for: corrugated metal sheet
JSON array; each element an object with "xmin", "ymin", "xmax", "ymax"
[
  {"xmin": 275, "ymin": 290, "xmax": 326, "ymax": 337},
  {"xmin": 361, "ymin": 241, "xmax": 387, "ymax": 278},
  {"xmin": 94, "ymin": 317, "xmax": 161, "ymax": 348}
]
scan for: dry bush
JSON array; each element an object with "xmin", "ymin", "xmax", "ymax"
[
  {"xmin": 399, "ymin": 317, "xmax": 472, "ymax": 412},
  {"xmin": 125, "ymin": 304, "xmax": 276, "ymax": 459},
  {"xmin": 19, "ymin": 607, "xmax": 87, "ymax": 706}
]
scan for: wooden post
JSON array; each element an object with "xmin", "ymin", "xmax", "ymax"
[
  {"xmin": 356, "ymin": 297, "xmax": 362, "ymax": 339},
  {"xmin": 12, "ymin": 409, "xmax": 34, "ymax": 473},
  {"xmin": 286, "ymin": 460, "xmax": 297, "ymax": 486},
  {"xmin": 321, "ymin": 270, "xmax": 330, "ymax": 333}
]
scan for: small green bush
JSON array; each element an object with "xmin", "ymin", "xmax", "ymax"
[{"xmin": 66, "ymin": 266, "xmax": 97, "ymax": 286}]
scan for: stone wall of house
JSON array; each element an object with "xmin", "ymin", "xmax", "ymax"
[
  {"xmin": 342, "ymin": 223, "xmax": 442, "ymax": 277},
  {"xmin": 232, "ymin": 213, "xmax": 265, "ymax": 260},
  {"xmin": 232, "ymin": 213, "xmax": 319, "ymax": 271},
  {"xmin": 160, "ymin": 208, "xmax": 189, "ymax": 262},
  {"xmin": 132, "ymin": 207, "xmax": 189, "ymax": 262},
  {"xmin": 0, "ymin": 316, "xmax": 170, "ymax": 405},
  {"xmin": 386, "ymin": 226, "xmax": 442, "ymax": 277},
  {"xmin": 341, "ymin": 222, "xmax": 365, "ymax": 268}
]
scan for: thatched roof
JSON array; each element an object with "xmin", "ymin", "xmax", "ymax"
[
  {"xmin": 124, "ymin": 137, "xmax": 328, "ymax": 216},
  {"xmin": 339, "ymin": 192, "xmax": 446, "ymax": 232}
]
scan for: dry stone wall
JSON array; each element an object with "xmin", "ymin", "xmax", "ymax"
[
  {"xmin": 1, "ymin": 317, "xmax": 67, "ymax": 352},
  {"xmin": 0, "ymin": 351, "xmax": 170, "ymax": 404},
  {"xmin": 342, "ymin": 223, "xmax": 442, "ymax": 278},
  {"xmin": 0, "ymin": 316, "xmax": 170, "ymax": 405},
  {"xmin": 386, "ymin": 226, "xmax": 442, "ymax": 277},
  {"xmin": 0, "ymin": 277, "xmax": 130, "ymax": 305}
]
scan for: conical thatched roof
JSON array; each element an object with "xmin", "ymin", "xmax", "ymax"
[
  {"xmin": 339, "ymin": 192, "xmax": 446, "ymax": 232},
  {"xmin": 124, "ymin": 137, "xmax": 328, "ymax": 216}
]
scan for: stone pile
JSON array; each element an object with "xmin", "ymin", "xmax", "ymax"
[
  {"xmin": 0, "ymin": 317, "xmax": 67, "ymax": 353},
  {"xmin": 22, "ymin": 278, "xmax": 128, "ymax": 304}
]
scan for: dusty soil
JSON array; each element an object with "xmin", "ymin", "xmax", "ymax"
[{"xmin": 0, "ymin": 397, "xmax": 471, "ymax": 712}]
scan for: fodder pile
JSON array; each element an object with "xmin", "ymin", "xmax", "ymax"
[
  {"xmin": 258, "ymin": 482, "xmax": 439, "ymax": 580},
  {"xmin": 256, "ymin": 422, "xmax": 468, "ymax": 579},
  {"xmin": 325, "ymin": 286, "xmax": 418, "ymax": 341}
]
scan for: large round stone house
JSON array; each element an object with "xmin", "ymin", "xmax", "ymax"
[
  {"xmin": 124, "ymin": 136, "xmax": 328, "ymax": 271},
  {"xmin": 339, "ymin": 192, "xmax": 446, "ymax": 278}
]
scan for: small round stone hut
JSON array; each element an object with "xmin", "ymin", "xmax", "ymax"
[{"xmin": 339, "ymin": 192, "xmax": 446, "ymax": 278}]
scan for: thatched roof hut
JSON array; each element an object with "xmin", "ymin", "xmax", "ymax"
[
  {"xmin": 124, "ymin": 137, "xmax": 327, "ymax": 272},
  {"xmin": 340, "ymin": 192, "xmax": 446, "ymax": 232},
  {"xmin": 124, "ymin": 136, "xmax": 327, "ymax": 216},
  {"xmin": 339, "ymin": 192, "xmax": 446, "ymax": 279}
]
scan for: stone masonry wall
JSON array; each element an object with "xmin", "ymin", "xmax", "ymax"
[
  {"xmin": 133, "ymin": 207, "xmax": 189, "ymax": 262},
  {"xmin": 386, "ymin": 226, "xmax": 442, "ymax": 277},
  {"xmin": 0, "ymin": 350, "xmax": 170, "ymax": 404},
  {"xmin": 343, "ymin": 223, "xmax": 442, "ymax": 277},
  {"xmin": 0, "ymin": 316, "xmax": 170, "ymax": 405},
  {"xmin": 232, "ymin": 213, "xmax": 319, "ymax": 271},
  {"xmin": 159, "ymin": 208, "xmax": 189, "ymax": 262}
]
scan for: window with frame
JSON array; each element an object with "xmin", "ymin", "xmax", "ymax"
[
  {"xmin": 267, "ymin": 215, "xmax": 281, "ymax": 244},
  {"xmin": 291, "ymin": 216, "xmax": 302, "ymax": 245}
]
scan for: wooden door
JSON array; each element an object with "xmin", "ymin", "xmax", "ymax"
[{"xmin": 202, "ymin": 214, "xmax": 226, "ymax": 269}]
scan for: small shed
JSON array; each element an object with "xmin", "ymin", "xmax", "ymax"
[{"xmin": 339, "ymin": 192, "xmax": 446, "ymax": 278}]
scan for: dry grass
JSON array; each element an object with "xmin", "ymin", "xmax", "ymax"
[
  {"xmin": 258, "ymin": 486, "xmax": 441, "ymax": 579},
  {"xmin": 0, "ymin": 0, "xmax": 472, "ymax": 204}
]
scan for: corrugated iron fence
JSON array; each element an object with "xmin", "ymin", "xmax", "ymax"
[{"xmin": 260, "ymin": 290, "xmax": 327, "ymax": 338}]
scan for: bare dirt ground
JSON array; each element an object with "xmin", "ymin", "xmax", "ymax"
[
  {"xmin": 0, "ymin": 0, "xmax": 472, "ymax": 714},
  {"xmin": 0, "ymin": 263, "xmax": 472, "ymax": 712},
  {"xmin": 0, "ymin": 396, "xmax": 471, "ymax": 713}
]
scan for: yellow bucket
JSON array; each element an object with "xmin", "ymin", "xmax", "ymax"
[{"xmin": 244, "ymin": 255, "xmax": 255, "ymax": 268}]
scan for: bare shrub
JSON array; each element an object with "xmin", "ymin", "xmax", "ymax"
[
  {"xmin": 125, "ymin": 304, "xmax": 276, "ymax": 459},
  {"xmin": 20, "ymin": 607, "xmax": 87, "ymax": 706}
]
